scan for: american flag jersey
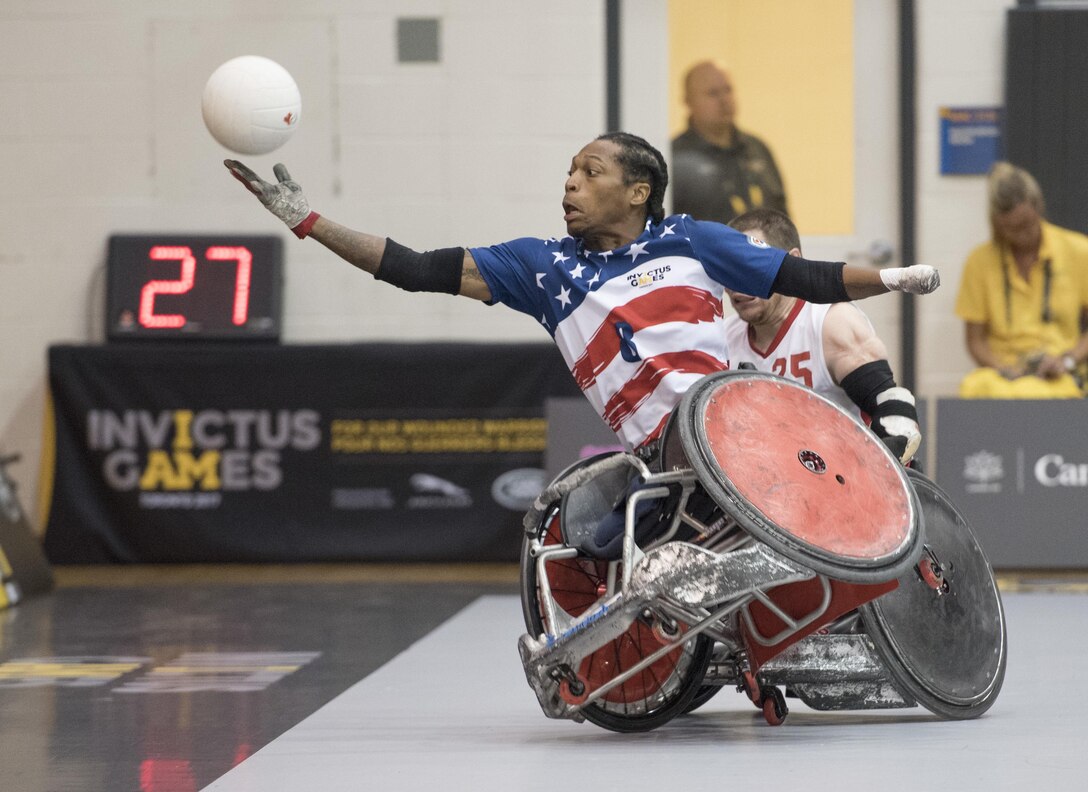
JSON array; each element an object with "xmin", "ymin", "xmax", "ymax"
[
  {"xmin": 470, "ymin": 215, "xmax": 786, "ymax": 449},
  {"xmin": 723, "ymin": 299, "xmax": 869, "ymax": 421}
]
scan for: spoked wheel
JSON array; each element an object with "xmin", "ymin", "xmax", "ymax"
[
  {"xmin": 520, "ymin": 505, "xmax": 712, "ymax": 732},
  {"xmin": 682, "ymin": 681, "xmax": 725, "ymax": 714},
  {"xmin": 860, "ymin": 469, "xmax": 1007, "ymax": 719}
]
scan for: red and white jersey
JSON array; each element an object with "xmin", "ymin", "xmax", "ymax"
[{"xmin": 723, "ymin": 300, "xmax": 864, "ymax": 420}]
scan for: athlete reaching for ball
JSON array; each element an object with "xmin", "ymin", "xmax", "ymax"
[
  {"xmin": 225, "ymin": 132, "xmax": 939, "ymax": 457},
  {"xmin": 722, "ymin": 208, "xmax": 921, "ymax": 465}
]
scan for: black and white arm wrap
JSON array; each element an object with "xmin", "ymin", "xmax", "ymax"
[
  {"xmin": 375, "ymin": 238, "xmax": 465, "ymax": 294},
  {"xmin": 840, "ymin": 360, "xmax": 921, "ymax": 465}
]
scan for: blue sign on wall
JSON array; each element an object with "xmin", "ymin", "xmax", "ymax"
[{"xmin": 939, "ymin": 106, "xmax": 1003, "ymax": 175}]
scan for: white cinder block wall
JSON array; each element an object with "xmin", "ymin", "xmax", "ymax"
[
  {"xmin": 0, "ymin": 0, "xmax": 1015, "ymax": 529},
  {"xmin": 916, "ymin": 0, "xmax": 1012, "ymax": 396}
]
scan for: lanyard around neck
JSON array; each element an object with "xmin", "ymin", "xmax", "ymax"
[{"xmin": 1001, "ymin": 249, "xmax": 1052, "ymax": 326}]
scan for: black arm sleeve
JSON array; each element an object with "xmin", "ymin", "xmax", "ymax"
[
  {"xmin": 770, "ymin": 254, "xmax": 849, "ymax": 303},
  {"xmin": 375, "ymin": 238, "xmax": 465, "ymax": 294}
]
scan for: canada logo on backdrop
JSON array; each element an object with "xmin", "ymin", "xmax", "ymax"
[
  {"xmin": 1033, "ymin": 453, "xmax": 1088, "ymax": 487},
  {"xmin": 86, "ymin": 408, "xmax": 321, "ymax": 509},
  {"xmin": 963, "ymin": 450, "xmax": 1003, "ymax": 494}
]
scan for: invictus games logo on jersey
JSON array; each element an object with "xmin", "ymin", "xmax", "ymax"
[
  {"xmin": 626, "ymin": 264, "xmax": 671, "ymax": 288},
  {"xmin": 963, "ymin": 450, "xmax": 1003, "ymax": 494},
  {"xmin": 746, "ymin": 235, "xmax": 769, "ymax": 248},
  {"xmin": 87, "ymin": 409, "xmax": 321, "ymax": 509}
]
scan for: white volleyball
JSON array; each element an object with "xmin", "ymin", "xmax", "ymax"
[{"xmin": 202, "ymin": 56, "xmax": 301, "ymax": 155}]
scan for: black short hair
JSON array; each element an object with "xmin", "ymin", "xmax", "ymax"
[
  {"xmin": 728, "ymin": 208, "xmax": 801, "ymax": 252},
  {"xmin": 596, "ymin": 132, "xmax": 668, "ymax": 223}
]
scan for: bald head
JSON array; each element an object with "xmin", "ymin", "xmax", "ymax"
[{"xmin": 682, "ymin": 60, "xmax": 737, "ymax": 143}]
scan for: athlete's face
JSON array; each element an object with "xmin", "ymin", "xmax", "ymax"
[
  {"xmin": 724, "ymin": 226, "xmax": 792, "ymax": 324},
  {"xmin": 563, "ymin": 139, "xmax": 647, "ymax": 244},
  {"xmin": 994, "ymin": 201, "xmax": 1042, "ymax": 254},
  {"xmin": 725, "ymin": 289, "xmax": 781, "ymax": 325}
]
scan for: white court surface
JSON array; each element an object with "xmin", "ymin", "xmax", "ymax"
[{"xmin": 206, "ymin": 592, "xmax": 1086, "ymax": 792}]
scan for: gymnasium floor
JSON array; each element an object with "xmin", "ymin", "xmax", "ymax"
[{"xmin": 0, "ymin": 565, "xmax": 1085, "ymax": 792}]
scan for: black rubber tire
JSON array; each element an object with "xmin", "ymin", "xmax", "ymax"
[
  {"xmin": 860, "ymin": 469, "xmax": 1007, "ymax": 719},
  {"xmin": 681, "ymin": 682, "xmax": 725, "ymax": 714}
]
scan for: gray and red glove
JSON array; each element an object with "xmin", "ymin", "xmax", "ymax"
[{"xmin": 224, "ymin": 160, "xmax": 319, "ymax": 239}]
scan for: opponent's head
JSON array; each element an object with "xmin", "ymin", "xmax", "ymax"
[
  {"xmin": 988, "ymin": 161, "xmax": 1044, "ymax": 252},
  {"xmin": 683, "ymin": 60, "xmax": 737, "ymax": 137},
  {"xmin": 563, "ymin": 133, "xmax": 668, "ymax": 242},
  {"xmin": 725, "ymin": 208, "xmax": 801, "ymax": 325}
]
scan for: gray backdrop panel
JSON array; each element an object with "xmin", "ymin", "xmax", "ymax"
[{"xmin": 935, "ymin": 398, "xmax": 1088, "ymax": 568}]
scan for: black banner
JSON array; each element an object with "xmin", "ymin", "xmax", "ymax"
[{"xmin": 43, "ymin": 343, "xmax": 581, "ymax": 563}]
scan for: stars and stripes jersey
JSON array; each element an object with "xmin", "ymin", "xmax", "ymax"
[
  {"xmin": 722, "ymin": 300, "xmax": 865, "ymax": 420},
  {"xmin": 469, "ymin": 214, "xmax": 786, "ymax": 449}
]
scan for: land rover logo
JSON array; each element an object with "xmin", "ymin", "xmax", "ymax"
[
  {"xmin": 798, "ymin": 450, "xmax": 826, "ymax": 474},
  {"xmin": 491, "ymin": 467, "xmax": 547, "ymax": 510}
]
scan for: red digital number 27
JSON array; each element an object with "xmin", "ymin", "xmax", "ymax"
[{"xmin": 138, "ymin": 245, "xmax": 253, "ymax": 329}]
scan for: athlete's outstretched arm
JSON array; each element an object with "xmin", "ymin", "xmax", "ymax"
[
  {"xmin": 306, "ymin": 216, "xmax": 492, "ymax": 301},
  {"xmin": 224, "ymin": 160, "xmax": 492, "ymax": 301},
  {"xmin": 772, "ymin": 254, "xmax": 940, "ymax": 302}
]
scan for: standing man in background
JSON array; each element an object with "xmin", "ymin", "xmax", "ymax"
[
  {"xmin": 671, "ymin": 60, "xmax": 788, "ymax": 224},
  {"xmin": 722, "ymin": 209, "xmax": 921, "ymax": 465},
  {"xmin": 955, "ymin": 161, "xmax": 1088, "ymax": 398}
]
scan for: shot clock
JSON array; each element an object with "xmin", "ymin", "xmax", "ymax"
[{"xmin": 106, "ymin": 234, "xmax": 283, "ymax": 341}]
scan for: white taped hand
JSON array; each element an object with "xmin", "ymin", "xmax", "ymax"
[
  {"xmin": 873, "ymin": 386, "xmax": 921, "ymax": 465},
  {"xmin": 879, "ymin": 416, "xmax": 921, "ymax": 464},
  {"xmin": 879, "ymin": 265, "xmax": 940, "ymax": 294}
]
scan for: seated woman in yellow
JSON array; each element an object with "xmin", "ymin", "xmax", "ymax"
[{"xmin": 955, "ymin": 162, "xmax": 1088, "ymax": 398}]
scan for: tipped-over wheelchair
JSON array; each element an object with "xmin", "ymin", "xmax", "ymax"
[{"xmin": 518, "ymin": 370, "xmax": 1006, "ymax": 732}]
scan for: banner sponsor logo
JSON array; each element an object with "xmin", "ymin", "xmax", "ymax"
[
  {"xmin": 963, "ymin": 449, "xmax": 1088, "ymax": 493},
  {"xmin": 1034, "ymin": 454, "xmax": 1088, "ymax": 487},
  {"xmin": 87, "ymin": 408, "xmax": 321, "ymax": 508},
  {"xmin": 406, "ymin": 473, "xmax": 473, "ymax": 509},
  {"xmin": 330, "ymin": 418, "xmax": 546, "ymax": 454},
  {"xmin": 963, "ymin": 450, "xmax": 1003, "ymax": 494},
  {"xmin": 330, "ymin": 488, "xmax": 395, "ymax": 510},
  {"xmin": 491, "ymin": 468, "xmax": 546, "ymax": 510}
]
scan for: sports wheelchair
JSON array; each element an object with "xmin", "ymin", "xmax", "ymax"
[{"xmin": 518, "ymin": 370, "xmax": 1006, "ymax": 732}]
